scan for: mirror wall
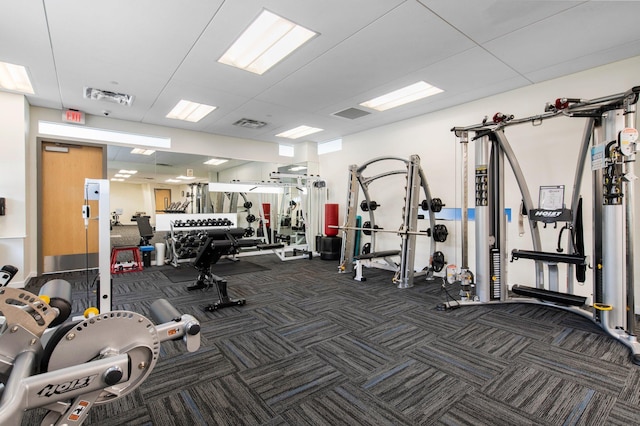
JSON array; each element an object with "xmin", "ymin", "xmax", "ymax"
[{"xmin": 107, "ymin": 145, "xmax": 311, "ymax": 227}]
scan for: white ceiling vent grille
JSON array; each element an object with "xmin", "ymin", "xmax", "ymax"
[
  {"xmin": 333, "ymin": 107, "xmax": 370, "ymax": 120},
  {"xmin": 233, "ymin": 118, "xmax": 268, "ymax": 129},
  {"xmin": 84, "ymin": 87, "xmax": 134, "ymax": 106}
]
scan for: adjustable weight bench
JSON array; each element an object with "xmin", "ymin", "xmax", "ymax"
[
  {"xmin": 257, "ymin": 242, "xmax": 313, "ymax": 261},
  {"xmin": 353, "ymin": 250, "xmax": 401, "ymax": 281},
  {"xmin": 187, "ymin": 228, "xmax": 249, "ymax": 311}
]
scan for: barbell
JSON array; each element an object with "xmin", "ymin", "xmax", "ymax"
[{"xmin": 331, "ymin": 224, "xmax": 448, "ymax": 241}]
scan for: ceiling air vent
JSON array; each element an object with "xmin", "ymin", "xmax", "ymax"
[
  {"xmin": 233, "ymin": 118, "xmax": 268, "ymax": 129},
  {"xmin": 332, "ymin": 107, "xmax": 370, "ymax": 120},
  {"xmin": 84, "ymin": 87, "xmax": 134, "ymax": 106}
]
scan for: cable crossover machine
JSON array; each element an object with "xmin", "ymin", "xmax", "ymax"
[
  {"xmin": 338, "ymin": 154, "xmax": 447, "ymax": 288},
  {"xmin": 447, "ymin": 86, "xmax": 640, "ymax": 364}
]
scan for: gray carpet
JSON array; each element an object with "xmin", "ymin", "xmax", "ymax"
[
  {"xmin": 22, "ymin": 255, "xmax": 640, "ymax": 425},
  {"xmin": 162, "ymin": 260, "xmax": 270, "ymax": 283}
]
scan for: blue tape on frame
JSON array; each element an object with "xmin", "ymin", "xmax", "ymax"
[{"xmin": 428, "ymin": 207, "xmax": 511, "ymax": 222}]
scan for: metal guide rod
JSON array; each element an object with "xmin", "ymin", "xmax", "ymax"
[
  {"xmin": 460, "ymin": 131, "xmax": 469, "ymax": 269},
  {"xmin": 624, "ymin": 97, "xmax": 636, "ymax": 335},
  {"xmin": 397, "ymin": 155, "xmax": 421, "ymax": 288},
  {"xmin": 339, "ymin": 165, "xmax": 359, "ymax": 273},
  {"xmin": 474, "ymin": 134, "xmax": 490, "ymax": 302},
  {"xmin": 493, "ymin": 136, "xmax": 508, "ymax": 299}
]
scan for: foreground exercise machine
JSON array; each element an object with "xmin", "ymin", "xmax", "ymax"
[
  {"xmin": 448, "ymin": 86, "xmax": 640, "ymax": 364},
  {"xmin": 0, "ymin": 276, "xmax": 201, "ymax": 425},
  {"xmin": 187, "ymin": 227, "xmax": 257, "ymax": 311}
]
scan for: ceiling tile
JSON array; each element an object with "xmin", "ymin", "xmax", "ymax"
[
  {"xmin": 418, "ymin": 0, "xmax": 583, "ymax": 43},
  {"xmin": 484, "ymin": 2, "xmax": 640, "ymax": 75}
]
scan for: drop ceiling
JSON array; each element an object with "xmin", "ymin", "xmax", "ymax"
[{"xmin": 4, "ymin": 1, "xmax": 640, "ymax": 156}]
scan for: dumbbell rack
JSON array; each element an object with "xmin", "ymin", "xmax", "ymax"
[{"xmin": 164, "ymin": 214, "xmax": 237, "ymax": 267}]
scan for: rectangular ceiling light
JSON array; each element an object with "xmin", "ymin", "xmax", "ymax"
[
  {"xmin": 118, "ymin": 169, "xmax": 138, "ymax": 174},
  {"xmin": 360, "ymin": 81, "xmax": 443, "ymax": 112},
  {"xmin": 218, "ymin": 10, "xmax": 317, "ymax": 75},
  {"xmin": 204, "ymin": 158, "xmax": 229, "ymax": 166},
  {"xmin": 166, "ymin": 100, "xmax": 216, "ymax": 122},
  {"xmin": 38, "ymin": 121, "xmax": 170, "ymax": 148},
  {"xmin": 165, "ymin": 179, "xmax": 181, "ymax": 183},
  {"xmin": 0, "ymin": 61, "xmax": 34, "ymax": 94},
  {"xmin": 276, "ymin": 125, "xmax": 323, "ymax": 139},
  {"xmin": 114, "ymin": 173, "xmax": 131, "ymax": 178},
  {"xmin": 130, "ymin": 148, "xmax": 155, "ymax": 155}
]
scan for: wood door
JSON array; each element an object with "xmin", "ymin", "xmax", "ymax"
[
  {"xmin": 41, "ymin": 143, "xmax": 104, "ymax": 272},
  {"xmin": 155, "ymin": 188, "xmax": 171, "ymax": 213}
]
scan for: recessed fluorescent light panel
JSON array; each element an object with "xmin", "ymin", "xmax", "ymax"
[
  {"xmin": 289, "ymin": 166, "xmax": 307, "ymax": 171},
  {"xmin": 0, "ymin": 61, "xmax": 34, "ymax": 94},
  {"xmin": 110, "ymin": 178, "xmax": 125, "ymax": 182},
  {"xmin": 166, "ymin": 100, "xmax": 216, "ymax": 122},
  {"xmin": 360, "ymin": 81, "xmax": 443, "ymax": 112},
  {"xmin": 276, "ymin": 125, "xmax": 323, "ymax": 139},
  {"xmin": 204, "ymin": 158, "xmax": 229, "ymax": 166},
  {"xmin": 165, "ymin": 179, "xmax": 181, "ymax": 183},
  {"xmin": 176, "ymin": 175, "xmax": 196, "ymax": 180},
  {"xmin": 118, "ymin": 169, "xmax": 138, "ymax": 174},
  {"xmin": 114, "ymin": 174, "xmax": 131, "ymax": 178},
  {"xmin": 130, "ymin": 148, "xmax": 155, "ymax": 155},
  {"xmin": 218, "ymin": 10, "xmax": 317, "ymax": 75}
]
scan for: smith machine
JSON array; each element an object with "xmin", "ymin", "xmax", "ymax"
[
  {"xmin": 338, "ymin": 155, "xmax": 447, "ymax": 288},
  {"xmin": 448, "ymin": 87, "xmax": 640, "ymax": 363}
]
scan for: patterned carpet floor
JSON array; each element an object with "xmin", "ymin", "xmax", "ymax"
[{"xmin": 22, "ymin": 254, "xmax": 640, "ymax": 425}]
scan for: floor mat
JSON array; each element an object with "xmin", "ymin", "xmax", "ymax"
[{"xmin": 161, "ymin": 260, "xmax": 270, "ymax": 283}]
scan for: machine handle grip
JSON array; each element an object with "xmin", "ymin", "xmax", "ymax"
[{"xmin": 149, "ymin": 299, "xmax": 181, "ymax": 324}]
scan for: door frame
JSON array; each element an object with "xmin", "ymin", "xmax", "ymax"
[{"xmin": 37, "ymin": 137, "xmax": 107, "ymax": 275}]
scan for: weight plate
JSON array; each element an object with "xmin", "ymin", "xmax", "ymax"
[{"xmin": 43, "ymin": 311, "xmax": 160, "ymax": 404}]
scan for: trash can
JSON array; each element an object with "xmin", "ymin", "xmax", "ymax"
[
  {"xmin": 140, "ymin": 245, "xmax": 155, "ymax": 268},
  {"xmin": 155, "ymin": 242, "xmax": 166, "ymax": 266}
]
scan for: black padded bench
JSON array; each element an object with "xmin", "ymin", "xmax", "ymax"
[
  {"xmin": 511, "ymin": 249, "xmax": 585, "ymax": 265},
  {"xmin": 257, "ymin": 243, "xmax": 285, "ymax": 250}
]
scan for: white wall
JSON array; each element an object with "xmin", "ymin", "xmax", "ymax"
[
  {"xmin": 0, "ymin": 92, "xmax": 29, "ymax": 285},
  {"xmin": 319, "ymin": 56, "xmax": 640, "ymax": 305}
]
